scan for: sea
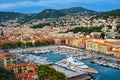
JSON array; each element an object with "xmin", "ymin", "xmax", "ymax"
[{"xmin": 31, "ymin": 51, "xmax": 120, "ymax": 80}]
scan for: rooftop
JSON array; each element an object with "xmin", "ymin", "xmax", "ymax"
[
  {"xmin": 6, "ymin": 63, "xmax": 37, "ymax": 69},
  {"xmin": 17, "ymin": 72, "xmax": 37, "ymax": 80},
  {"xmin": 0, "ymin": 52, "xmax": 13, "ymax": 58}
]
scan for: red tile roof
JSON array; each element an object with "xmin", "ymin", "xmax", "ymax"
[
  {"xmin": 17, "ymin": 72, "xmax": 37, "ymax": 80},
  {"xmin": 6, "ymin": 63, "xmax": 37, "ymax": 69},
  {"xmin": 0, "ymin": 52, "xmax": 13, "ymax": 58}
]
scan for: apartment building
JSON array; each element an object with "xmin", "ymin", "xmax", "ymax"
[{"xmin": 0, "ymin": 52, "xmax": 17, "ymax": 67}]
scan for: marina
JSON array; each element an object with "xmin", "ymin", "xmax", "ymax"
[
  {"xmin": 14, "ymin": 53, "xmax": 52, "ymax": 65},
  {"xmin": 8, "ymin": 45, "xmax": 120, "ymax": 80},
  {"xmin": 38, "ymin": 52, "xmax": 120, "ymax": 80},
  {"xmin": 90, "ymin": 58, "xmax": 120, "ymax": 70},
  {"xmin": 9, "ymin": 45, "xmax": 120, "ymax": 70}
]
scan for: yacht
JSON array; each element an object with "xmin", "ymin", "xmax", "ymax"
[
  {"xmin": 66, "ymin": 57, "xmax": 88, "ymax": 68},
  {"xmin": 56, "ymin": 57, "xmax": 98, "ymax": 73}
]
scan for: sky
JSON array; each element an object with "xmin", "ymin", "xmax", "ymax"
[{"xmin": 0, "ymin": 0, "xmax": 120, "ymax": 13}]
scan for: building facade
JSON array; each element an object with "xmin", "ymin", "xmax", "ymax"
[{"xmin": 0, "ymin": 52, "xmax": 17, "ymax": 67}]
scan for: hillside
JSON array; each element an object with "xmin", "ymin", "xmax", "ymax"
[
  {"xmin": 60, "ymin": 7, "xmax": 98, "ymax": 16},
  {"xmin": 0, "ymin": 7, "xmax": 98, "ymax": 23},
  {"xmin": 93, "ymin": 9, "xmax": 120, "ymax": 19},
  {"xmin": 0, "ymin": 12, "xmax": 35, "ymax": 25},
  {"xmin": 34, "ymin": 9, "xmax": 66, "ymax": 19},
  {"xmin": 0, "ymin": 7, "xmax": 120, "ymax": 27},
  {"xmin": 0, "ymin": 12, "xmax": 24, "ymax": 22}
]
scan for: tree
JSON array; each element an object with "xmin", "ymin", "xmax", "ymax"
[
  {"xmin": 0, "ymin": 67, "xmax": 16, "ymax": 80},
  {"xmin": 25, "ymin": 42, "xmax": 33, "ymax": 48},
  {"xmin": 107, "ymin": 25, "xmax": 112, "ymax": 29},
  {"xmin": 16, "ymin": 41, "xmax": 22, "ymax": 47},
  {"xmin": 36, "ymin": 65, "xmax": 66, "ymax": 80},
  {"xmin": 115, "ymin": 36, "xmax": 120, "ymax": 39},
  {"xmin": 34, "ymin": 40, "xmax": 41, "ymax": 47},
  {"xmin": 12, "ymin": 41, "xmax": 21, "ymax": 48},
  {"xmin": 66, "ymin": 26, "xmax": 102, "ymax": 34},
  {"xmin": 43, "ymin": 41, "xmax": 51, "ymax": 46},
  {"xmin": 116, "ymin": 24, "xmax": 120, "ymax": 30},
  {"xmin": 11, "ymin": 42, "xmax": 26, "ymax": 49},
  {"xmin": 118, "ymin": 30, "xmax": 120, "ymax": 34},
  {"xmin": 101, "ymin": 32, "xmax": 105, "ymax": 39},
  {"xmin": 2, "ymin": 43, "xmax": 13, "ymax": 49},
  {"xmin": 20, "ymin": 42, "xmax": 26, "ymax": 48}
]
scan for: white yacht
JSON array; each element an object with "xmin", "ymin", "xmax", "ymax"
[
  {"xmin": 56, "ymin": 57, "xmax": 98, "ymax": 73},
  {"xmin": 66, "ymin": 57, "xmax": 88, "ymax": 68}
]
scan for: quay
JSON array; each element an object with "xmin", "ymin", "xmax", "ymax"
[
  {"xmin": 52, "ymin": 64, "xmax": 92, "ymax": 80},
  {"xmin": 8, "ymin": 45, "xmax": 120, "ymax": 73},
  {"xmin": 90, "ymin": 59, "xmax": 120, "ymax": 70},
  {"xmin": 56, "ymin": 57, "xmax": 98, "ymax": 74}
]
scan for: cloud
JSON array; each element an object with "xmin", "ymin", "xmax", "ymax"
[
  {"xmin": 0, "ymin": 0, "xmax": 119, "ymax": 13},
  {"xmin": 0, "ymin": 0, "xmax": 106, "ymax": 9}
]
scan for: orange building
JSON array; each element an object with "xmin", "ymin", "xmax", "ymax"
[
  {"xmin": 6, "ymin": 63, "xmax": 37, "ymax": 75},
  {"xmin": 86, "ymin": 38, "xmax": 120, "ymax": 57},
  {"xmin": 0, "ymin": 52, "xmax": 17, "ymax": 67},
  {"xmin": 54, "ymin": 37, "xmax": 86, "ymax": 48}
]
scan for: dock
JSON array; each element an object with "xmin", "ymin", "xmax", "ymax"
[
  {"xmin": 56, "ymin": 57, "xmax": 98, "ymax": 74},
  {"xmin": 52, "ymin": 64, "xmax": 92, "ymax": 80}
]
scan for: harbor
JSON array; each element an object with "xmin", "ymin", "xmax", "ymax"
[
  {"xmin": 8, "ymin": 45, "xmax": 120, "ymax": 80},
  {"xmin": 8, "ymin": 45, "xmax": 120, "ymax": 70},
  {"xmin": 15, "ymin": 53, "xmax": 52, "ymax": 65}
]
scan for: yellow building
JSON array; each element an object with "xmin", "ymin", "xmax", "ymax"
[
  {"xmin": 98, "ymin": 43, "xmax": 108, "ymax": 53},
  {"xmin": 69, "ymin": 38, "xmax": 80, "ymax": 47},
  {"xmin": 0, "ymin": 52, "xmax": 17, "ymax": 67},
  {"xmin": 54, "ymin": 37, "xmax": 63, "ymax": 45},
  {"xmin": 86, "ymin": 39, "xmax": 111, "ymax": 53},
  {"xmin": 66, "ymin": 37, "xmax": 86, "ymax": 48},
  {"xmin": 85, "ymin": 38, "xmax": 120, "ymax": 57},
  {"xmin": 86, "ymin": 41, "xmax": 99, "ymax": 51},
  {"xmin": 6, "ymin": 63, "xmax": 37, "ymax": 75}
]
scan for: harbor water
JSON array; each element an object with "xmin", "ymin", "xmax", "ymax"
[
  {"xmin": 32, "ymin": 51, "xmax": 120, "ymax": 80},
  {"xmin": 82, "ymin": 60, "xmax": 120, "ymax": 80}
]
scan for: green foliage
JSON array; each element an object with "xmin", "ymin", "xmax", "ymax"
[
  {"xmin": 93, "ymin": 9, "xmax": 120, "ymax": 19},
  {"xmin": 116, "ymin": 24, "xmax": 120, "ymax": 30},
  {"xmin": 0, "ymin": 12, "xmax": 23, "ymax": 22},
  {"xmin": 12, "ymin": 41, "xmax": 22, "ymax": 48},
  {"xmin": 31, "ymin": 23, "xmax": 50, "ymax": 28},
  {"xmin": 1, "ymin": 40, "xmax": 53, "ymax": 49},
  {"xmin": 0, "ymin": 67, "xmax": 16, "ymax": 80},
  {"xmin": 42, "ymin": 41, "xmax": 52, "ymax": 46},
  {"xmin": 2, "ymin": 43, "xmax": 13, "ymax": 49},
  {"xmin": 100, "ymin": 32, "xmax": 105, "ymax": 39},
  {"xmin": 118, "ymin": 30, "xmax": 120, "ymax": 34},
  {"xmin": 36, "ymin": 9, "xmax": 66, "ymax": 19},
  {"xmin": 34, "ymin": 40, "xmax": 42, "ymax": 46},
  {"xmin": 107, "ymin": 25, "xmax": 112, "ymax": 29},
  {"xmin": 115, "ymin": 36, "xmax": 120, "ymax": 39},
  {"xmin": 25, "ymin": 42, "xmax": 33, "ymax": 48},
  {"xmin": 34, "ymin": 40, "xmax": 52, "ymax": 47},
  {"xmin": 60, "ymin": 7, "xmax": 98, "ymax": 16},
  {"xmin": 66, "ymin": 26, "xmax": 102, "ymax": 34},
  {"xmin": 36, "ymin": 65, "xmax": 66, "ymax": 80},
  {"xmin": 0, "ymin": 7, "xmax": 98, "ymax": 26}
]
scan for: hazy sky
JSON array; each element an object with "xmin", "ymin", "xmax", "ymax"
[{"xmin": 0, "ymin": 0, "xmax": 120, "ymax": 13}]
